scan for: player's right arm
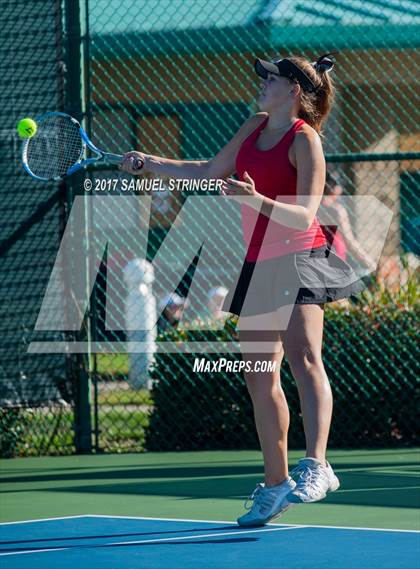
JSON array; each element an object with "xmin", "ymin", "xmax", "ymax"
[{"xmin": 120, "ymin": 113, "xmax": 267, "ymax": 180}]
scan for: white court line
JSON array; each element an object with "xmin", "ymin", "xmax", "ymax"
[
  {"xmin": 369, "ymin": 470, "xmax": 419, "ymax": 475},
  {"xmin": 332, "ymin": 466, "xmax": 420, "ymax": 473},
  {"xmin": 0, "ymin": 525, "xmax": 302, "ymax": 557},
  {"xmin": 0, "ymin": 548, "xmax": 64, "ymax": 557},
  {"xmin": 0, "ymin": 515, "xmax": 87, "ymax": 526},
  {"xmin": 111, "ymin": 525, "xmax": 301, "ymax": 546},
  {"xmin": 87, "ymin": 515, "xmax": 420, "ymax": 534},
  {"xmin": 1, "ymin": 514, "xmax": 418, "ymax": 534},
  {"xmin": 336, "ymin": 485, "xmax": 420, "ymax": 493}
]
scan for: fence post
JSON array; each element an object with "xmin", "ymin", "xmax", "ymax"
[{"xmin": 64, "ymin": 0, "xmax": 92, "ymax": 453}]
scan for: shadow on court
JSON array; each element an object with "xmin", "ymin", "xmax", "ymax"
[{"xmin": 2, "ymin": 462, "xmax": 419, "ymax": 510}]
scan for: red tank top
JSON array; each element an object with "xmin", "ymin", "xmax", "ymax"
[
  {"xmin": 237, "ymin": 116, "xmax": 327, "ymax": 261},
  {"xmin": 323, "ymin": 224, "xmax": 347, "ymax": 260}
]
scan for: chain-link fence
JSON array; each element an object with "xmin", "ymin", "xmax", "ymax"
[
  {"xmin": 1, "ymin": 0, "xmax": 419, "ymax": 456},
  {"xmin": 0, "ymin": 0, "xmax": 76, "ymax": 457}
]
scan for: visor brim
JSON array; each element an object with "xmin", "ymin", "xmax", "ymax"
[
  {"xmin": 254, "ymin": 57, "xmax": 317, "ymax": 92},
  {"xmin": 254, "ymin": 58, "xmax": 280, "ymax": 79}
]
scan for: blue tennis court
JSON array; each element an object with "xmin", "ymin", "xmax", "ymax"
[{"xmin": 1, "ymin": 515, "xmax": 418, "ymax": 569}]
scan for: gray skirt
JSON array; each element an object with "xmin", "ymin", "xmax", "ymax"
[{"xmin": 221, "ymin": 244, "xmax": 366, "ymax": 317}]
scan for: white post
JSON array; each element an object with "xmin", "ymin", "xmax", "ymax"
[{"xmin": 124, "ymin": 259, "xmax": 157, "ymax": 390}]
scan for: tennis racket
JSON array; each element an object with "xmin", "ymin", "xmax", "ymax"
[{"xmin": 21, "ymin": 111, "xmax": 144, "ymax": 181}]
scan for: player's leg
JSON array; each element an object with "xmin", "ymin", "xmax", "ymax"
[
  {"xmin": 282, "ymin": 303, "xmax": 331, "ymax": 461},
  {"xmin": 238, "ymin": 310, "xmax": 288, "ymax": 485},
  {"xmin": 281, "ymin": 303, "xmax": 340, "ymax": 502},
  {"xmin": 236, "ymin": 309, "xmax": 295, "ymax": 526}
]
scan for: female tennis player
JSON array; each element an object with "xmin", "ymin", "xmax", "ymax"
[{"xmin": 121, "ymin": 53, "xmax": 366, "ymax": 527}]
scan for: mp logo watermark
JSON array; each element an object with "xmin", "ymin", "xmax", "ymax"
[{"xmin": 27, "ymin": 192, "xmax": 391, "ymax": 354}]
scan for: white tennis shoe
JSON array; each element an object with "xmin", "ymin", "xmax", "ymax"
[
  {"xmin": 237, "ymin": 477, "xmax": 296, "ymax": 527},
  {"xmin": 287, "ymin": 457, "xmax": 340, "ymax": 503}
]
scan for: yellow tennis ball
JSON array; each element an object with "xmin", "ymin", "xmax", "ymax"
[{"xmin": 17, "ymin": 117, "xmax": 37, "ymax": 139}]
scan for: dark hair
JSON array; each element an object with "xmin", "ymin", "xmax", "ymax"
[{"xmin": 286, "ymin": 55, "xmax": 336, "ymax": 134}]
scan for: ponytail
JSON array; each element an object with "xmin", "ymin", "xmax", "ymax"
[{"xmin": 287, "ymin": 53, "xmax": 337, "ymax": 134}]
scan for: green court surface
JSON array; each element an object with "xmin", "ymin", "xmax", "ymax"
[{"xmin": 1, "ymin": 449, "xmax": 419, "ymax": 530}]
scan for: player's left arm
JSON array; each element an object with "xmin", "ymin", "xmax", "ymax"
[{"xmin": 293, "ymin": 125, "xmax": 326, "ymax": 230}]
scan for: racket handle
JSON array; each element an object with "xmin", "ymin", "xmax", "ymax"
[{"xmin": 132, "ymin": 157, "xmax": 144, "ymax": 171}]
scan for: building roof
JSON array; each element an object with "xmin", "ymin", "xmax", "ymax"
[
  {"xmin": 90, "ymin": 0, "xmax": 420, "ymax": 35},
  {"xmin": 90, "ymin": 0, "xmax": 260, "ymax": 34},
  {"xmin": 258, "ymin": 0, "xmax": 420, "ymax": 26},
  {"xmin": 90, "ymin": 0, "xmax": 420, "ymax": 58}
]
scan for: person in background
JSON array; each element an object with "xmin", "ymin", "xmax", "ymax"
[
  {"xmin": 157, "ymin": 293, "xmax": 188, "ymax": 334},
  {"xmin": 207, "ymin": 286, "xmax": 229, "ymax": 319},
  {"xmin": 322, "ymin": 171, "xmax": 375, "ymax": 270}
]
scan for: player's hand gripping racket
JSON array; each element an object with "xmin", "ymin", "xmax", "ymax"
[{"xmin": 21, "ymin": 111, "xmax": 144, "ymax": 181}]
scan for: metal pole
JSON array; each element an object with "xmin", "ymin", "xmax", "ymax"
[
  {"xmin": 64, "ymin": 0, "xmax": 92, "ymax": 454},
  {"xmin": 83, "ymin": 0, "xmax": 101, "ymax": 454}
]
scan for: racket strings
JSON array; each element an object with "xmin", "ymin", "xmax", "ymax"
[{"xmin": 25, "ymin": 115, "xmax": 83, "ymax": 179}]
